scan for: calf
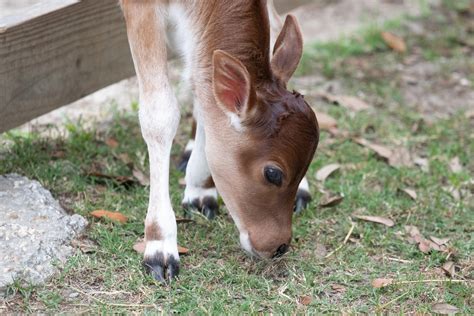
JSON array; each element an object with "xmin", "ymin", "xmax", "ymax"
[{"xmin": 121, "ymin": 0, "xmax": 319, "ymax": 282}]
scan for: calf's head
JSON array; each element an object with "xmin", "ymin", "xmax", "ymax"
[{"xmin": 208, "ymin": 16, "xmax": 319, "ymax": 258}]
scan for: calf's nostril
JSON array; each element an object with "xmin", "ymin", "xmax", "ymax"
[{"xmin": 273, "ymin": 243, "xmax": 289, "ymax": 258}]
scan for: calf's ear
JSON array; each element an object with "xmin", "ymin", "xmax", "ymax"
[
  {"xmin": 271, "ymin": 15, "xmax": 303, "ymax": 85},
  {"xmin": 213, "ymin": 50, "xmax": 257, "ymax": 131}
]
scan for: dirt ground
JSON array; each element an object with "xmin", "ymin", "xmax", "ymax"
[{"xmin": 1, "ymin": 0, "xmax": 457, "ymax": 134}]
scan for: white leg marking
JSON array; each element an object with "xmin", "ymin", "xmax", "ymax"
[
  {"xmin": 298, "ymin": 176, "xmax": 310, "ymax": 192},
  {"xmin": 124, "ymin": 2, "xmax": 180, "ymax": 261},
  {"xmin": 141, "ymin": 88, "xmax": 180, "ymax": 260},
  {"xmin": 182, "ymin": 115, "xmax": 217, "ymax": 205}
]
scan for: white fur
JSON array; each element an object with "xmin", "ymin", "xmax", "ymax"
[
  {"xmin": 184, "ymin": 139, "xmax": 195, "ymax": 152},
  {"xmin": 168, "ymin": 4, "xmax": 196, "ymax": 92},
  {"xmin": 227, "ymin": 112, "xmax": 244, "ymax": 132},
  {"xmin": 230, "ymin": 211, "xmax": 255, "ymax": 256},
  {"xmin": 298, "ymin": 176, "xmax": 309, "ymax": 192},
  {"xmin": 126, "ymin": 4, "xmax": 183, "ymax": 261},
  {"xmin": 144, "ymin": 239, "xmax": 179, "ymax": 259},
  {"xmin": 239, "ymin": 231, "xmax": 254, "ymax": 256},
  {"xmin": 182, "ymin": 120, "xmax": 217, "ymax": 204}
]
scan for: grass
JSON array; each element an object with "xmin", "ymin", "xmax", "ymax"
[{"xmin": 1, "ymin": 3, "xmax": 473, "ymax": 314}]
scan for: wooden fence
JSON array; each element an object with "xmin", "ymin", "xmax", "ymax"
[{"xmin": 0, "ymin": 0, "xmax": 311, "ymax": 133}]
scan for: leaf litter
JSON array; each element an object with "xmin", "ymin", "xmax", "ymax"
[
  {"xmin": 318, "ymin": 92, "xmax": 371, "ymax": 111},
  {"xmin": 399, "ymin": 188, "xmax": 417, "ymax": 200},
  {"xmin": 449, "ymin": 156, "xmax": 463, "ymax": 173},
  {"xmin": 381, "ymin": 31, "xmax": 407, "ymax": 53},
  {"xmin": 404, "ymin": 225, "xmax": 451, "ymax": 254},
  {"xmin": 90, "ymin": 210, "xmax": 128, "ymax": 224},
  {"xmin": 313, "ymin": 110, "xmax": 338, "ymax": 131},
  {"xmin": 372, "ymin": 278, "xmax": 394, "ymax": 288},
  {"xmin": 315, "ymin": 163, "xmax": 341, "ymax": 181},
  {"xmin": 353, "ymin": 214, "xmax": 395, "ymax": 227},
  {"xmin": 431, "ymin": 303, "xmax": 459, "ymax": 315},
  {"xmin": 132, "ymin": 167, "xmax": 150, "ymax": 186},
  {"xmin": 353, "ymin": 138, "xmax": 413, "ymax": 168},
  {"xmin": 441, "ymin": 261, "xmax": 455, "ymax": 278},
  {"xmin": 319, "ymin": 192, "xmax": 344, "ymax": 207}
]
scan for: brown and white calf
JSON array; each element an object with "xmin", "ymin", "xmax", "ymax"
[{"xmin": 121, "ymin": 0, "xmax": 319, "ymax": 282}]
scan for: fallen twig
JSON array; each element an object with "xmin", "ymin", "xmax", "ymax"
[
  {"xmin": 386, "ymin": 257, "xmax": 413, "ymax": 264},
  {"xmin": 325, "ymin": 222, "xmax": 356, "ymax": 258},
  {"xmin": 69, "ymin": 286, "xmax": 156, "ymax": 308},
  {"xmin": 391, "ymin": 279, "xmax": 469, "ymax": 286},
  {"xmin": 373, "ymin": 278, "xmax": 470, "ymax": 289}
]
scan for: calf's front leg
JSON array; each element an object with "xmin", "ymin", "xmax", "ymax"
[
  {"xmin": 122, "ymin": 1, "xmax": 179, "ymax": 281},
  {"xmin": 181, "ymin": 119, "xmax": 218, "ymax": 220}
]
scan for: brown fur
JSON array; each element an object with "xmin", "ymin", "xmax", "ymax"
[
  {"xmin": 122, "ymin": 0, "xmax": 319, "ymax": 258},
  {"xmin": 145, "ymin": 222, "xmax": 162, "ymax": 242},
  {"xmin": 202, "ymin": 176, "xmax": 215, "ymax": 189}
]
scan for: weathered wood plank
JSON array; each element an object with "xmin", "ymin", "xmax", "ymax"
[
  {"xmin": 0, "ymin": 0, "xmax": 134, "ymax": 133},
  {"xmin": 0, "ymin": 0, "xmax": 311, "ymax": 133}
]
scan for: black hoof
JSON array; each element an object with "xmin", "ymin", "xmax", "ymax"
[
  {"xmin": 294, "ymin": 189, "xmax": 312, "ymax": 214},
  {"xmin": 177, "ymin": 150, "xmax": 192, "ymax": 172},
  {"xmin": 183, "ymin": 196, "xmax": 219, "ymax": 220},
  {"xmin": 143, "ymin": 253, "xmax": 180, "ymax": 283}
]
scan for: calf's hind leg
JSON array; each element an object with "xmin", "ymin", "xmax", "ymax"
[{"xmin": 122, "ymin": 1, "xmax": 180, "ymax": 282}]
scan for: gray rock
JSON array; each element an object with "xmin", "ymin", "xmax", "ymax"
[{"xmin": 0, "ymin": 174, "xmax": 88, "ymax": 293}]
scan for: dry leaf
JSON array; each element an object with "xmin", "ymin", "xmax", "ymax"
[
  {"xmin": 318, "ymin": 92, "xmax": 371, "ymax": 111},
  {"xmin": 105, "ymin": 137, "xmax": 119, "ymax": 149},
  {"xmin": 418, "ymin": 239, "xmax": 432, "ymax": 253},
  {"xmin": 315, "ymin": 163, "xmax": 341, "ymax": 181},
  {"xmin": 405, "ymin": 225, "xmax": 421, "ymax": 238},
  {"xmin": 133, "ymin": 240, "xmax": 189, "ymax": 255},
  {"xmin": 430, "ymin": 236, "xmax": 450, "ymax": 246},
  {"xmin": 442, "ymin": 261, "xmax": 455, "ymax": 277},
  {"xmin": 372, "ymin": 278, "xmax": 393, "ymax": 288},
  {"xmin": 353, "ymin": 138, "xmax": 412, "ymax": 167},
  {"xmin": 445, "ymin": 186, "xmax": 461, "ymax": 201},
  {"xmin": 353, "ymin": 137, "xmax": 391, "ymax": 160},
  {"xmin": 298, "ymin": 295, "xmax": 313, "ymax": 306},
  {"xmin": 314, "ymin": 111, "xmax": 338, "ymax": 131},
  {"xmin": 449, "ymin": 157, "xmax": 463, "ymax": 173},
  {"xmin": 90, "ymin": 210, "xmax": 128, "ymax": 224},
  {"xmin": 331, "ymin": 284, "xmax": 346, "ymax": 293},
  {"xmin": 133, "ymin": 167, "xmax": 150, "ymax": 186},
  {"xmin": 71, "ymin": 239, "xmax": 96, "ymax": 253},
  {"xmin": 404, "ymin": 226, "xmax": 448, "ymax": 254},
  {"xmin": 401, "ymin": 188, "xmax": 417, "ymax": 200},
  {"xmin": 465, "ymin": 109, "xmax": 474, "ymax": 119},
  {"xmin": 389, "ymin": 148, "xmax": 413, "ymax": 168},
  {"xmin": 319, "ymin": 193, "xmax": 344, "ymax": 207},
  {"xmin": 414, "ymin": 157, "xmax": 429, "ymax": 172},
  {"xmin": 178, "ymin": 246, "xmax": 189, "ymax": 254},
  {"xmin": 179, "ymin": 178, "xmax": 186, "ymax": 187},
  {"xmin": 354, "ymin": 215, "xmax": 395, "ymax": 227},
  {"xmin": 381, "ymin": 31, "xmax": 407, "ymax": 53},
  {"xmin": 133, "ymin": 240, "xmax": 146, "ymax": 253},
  {"xmin": 314, "ymin": 243, "xmax": 328, "ymax": 258},
  {"xmin": 431, "ymin": 303, "xmax": 459, "ymax": 315}
]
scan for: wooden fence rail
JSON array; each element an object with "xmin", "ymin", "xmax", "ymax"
[{"xmin": 0, "ymin": 0, "xmax": 310, "ymax": 133}]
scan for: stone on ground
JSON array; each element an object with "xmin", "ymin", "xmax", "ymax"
[{"xmin": 0, "ymin": 174, "xmax": 87, "ymax": 293}]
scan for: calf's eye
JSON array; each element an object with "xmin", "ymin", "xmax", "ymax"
[{"xmin": 264, "ymin": 166, "xmax": 283, "ymax": 186}]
